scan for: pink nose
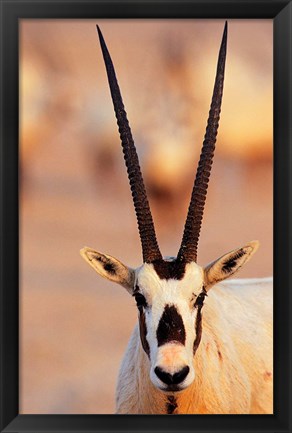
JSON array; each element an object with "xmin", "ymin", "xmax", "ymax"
[{"xmin": 154, "ymin": 366, "xmax": 189, "ymax": 385}]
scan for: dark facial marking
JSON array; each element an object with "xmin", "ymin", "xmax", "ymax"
[
  {"xmin": 193, "ymin": 305, "xmax": 203, "ymax": 354},
  {"xmin": 138, "ymin": 309, "xmax": 150, "ymax": 357},
  {"xmin": 194, "ymin": 291, "xmax": 207, "ymax": 308},
  {"xmin": 222, "ymin": 249, "xmax": 245, "ymax": 274},
  {"xmin": 166, "ymin": 395, "xmax": 177, "ymax": 414},
  {"xmin": 134, "ymin": 293, "xmax": 147, "ymax": 309},
  {"xmin": 133, "ymin": 284, "xmax": 140, "ymax": 294},
  {"xmin": 157, "ymin": 305, "xmax": 186, "ymax": 346},
  {"xmin": 193, "ymin": 289, "xmax": 207, "ymax": 353},
  {"xmin": 153, "ymin": 259, "xmax": 186, "ymax": 280},
  {"xmin": 133, "ymin": 285, "xmax": 148, "ymax": 309}
]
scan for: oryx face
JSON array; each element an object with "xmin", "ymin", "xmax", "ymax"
[
  {"xmin": 135, "ymin": 261, "xmax": 204, "ymax": 391},
  {"xmin": 81, "ymin": 242, "xmax": 258, "ymax": 393},
  {"xmin": 81, "ymin": 22, "xmax": 259, "ymax": 393}
]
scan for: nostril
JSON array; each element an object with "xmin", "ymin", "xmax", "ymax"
[
  {"xmin": 155, "ymin": 366, "xmax": 172, "ymax": 385},
  {"xmin": 154, "ymin": 366, "xmax": 190, "ymax": 385},
  {"xmin": 173, "ymin": 366, "xmax": 189, "ymax": 384}
]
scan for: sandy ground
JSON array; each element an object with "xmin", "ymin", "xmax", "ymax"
[{"xmin": 19, "ymin": 19, "xmax": 272, "ymax": 414}]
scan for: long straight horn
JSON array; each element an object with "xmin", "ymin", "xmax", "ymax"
[
  {"xmin": 177, "ymin": 22, "xmax": 228, "ymax": 263},
  {"xmin": 96, "ymin": 26, "xmax": 162, "ymax": 263}
]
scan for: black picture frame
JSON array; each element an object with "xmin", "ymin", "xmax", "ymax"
[{"xmin": 0, "ymin": 1, "xmax": 291, "ymax": 432}]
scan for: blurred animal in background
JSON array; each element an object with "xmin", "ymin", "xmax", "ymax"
[
  {"xmin": 81, "ymin": 22, "xmax": 273, "ymax": 414},
  {"xmin": 21, "ymin": 21, "xmax": 272, "ymax": 209},
  {"xmin": 142, "ymin": 33, "xmax": 198, "ymax": 213}
]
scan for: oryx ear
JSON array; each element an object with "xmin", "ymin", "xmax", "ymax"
[
  {"xmin": 80, "ymin": 247, "xmax": 135, "ymax": 293},
  {"xmin": 204, "ymin": 241, "xmax": 259, "ymax": 290}
]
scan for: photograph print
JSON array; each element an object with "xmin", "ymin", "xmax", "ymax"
[{"xmin": 20, "ymin": 19, "xmax": 273, "ymax": 414}]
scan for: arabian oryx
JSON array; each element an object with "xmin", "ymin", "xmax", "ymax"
[{"xmin": 80, "ymin": 22, "xmax": 273, "ymax": 414}]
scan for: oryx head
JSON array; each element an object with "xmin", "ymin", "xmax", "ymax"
[{"xmin": 81, "ymin": 22, "xmax": 259, "ymax": 393}]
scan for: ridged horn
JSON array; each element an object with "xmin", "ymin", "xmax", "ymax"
[
  {"xmin": 177, "ymin": 22, "xmax": 228, "ymax": 263},
  {"xmin": 96, "ymin": 26, "xmax": 163, "ymax": 263}
]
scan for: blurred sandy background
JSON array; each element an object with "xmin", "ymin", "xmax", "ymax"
[{"xmin": 19, "ymin": 19, "xmax": 273, "ymax": 414}]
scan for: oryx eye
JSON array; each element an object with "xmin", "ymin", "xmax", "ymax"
[
  {"xmin": 194, "ymin": 292, "xmax": 206, "ymax": 308},
  {"xmin": 134, "ymin": 293, "xmax": 147, "ymax": 309}
]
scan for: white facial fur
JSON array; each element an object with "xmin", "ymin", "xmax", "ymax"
[{"xmin": 136, "ymin": 261, "xmax": 205, "ymax": 392}]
